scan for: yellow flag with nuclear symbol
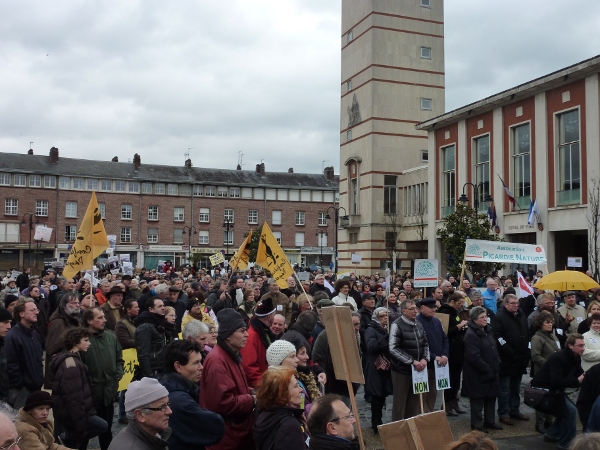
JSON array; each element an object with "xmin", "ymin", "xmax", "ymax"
[
  {"xmin": 255, "ymin": 222, "xmax": 293, "ymax": 288},
  {"xmin": 63, "ymin": 192, "xmax": 109, "ymax": 279},
  {"xmin": 229, "ymin": 230, "xmax": 252, "ymax": 271}
]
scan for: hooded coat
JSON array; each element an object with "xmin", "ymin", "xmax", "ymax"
[
  {"xmin": 50, "ymin": 351, "xmax": 96, "ymax": 434},
  {"xmin": 134, "ymin": 311, "xmax": 169, "ymax": 377},
  {"xmin": 160, "ymin": 372, "xmax": 225, "ymax": 450}
]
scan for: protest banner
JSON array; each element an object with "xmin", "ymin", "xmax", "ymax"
[
  {"xmin": 229, "ymin": 231, "xmax": 252, "ymax": 271},
  {"xmin": 118, "ymin": 348, "xmax": 139, "ymax": 391},
  {"xmin": 209, "ymin": 252, "xmax": 225, "ymax": 266},
  {"xmin": 255, "ymin": 222, "xmax": 294, "ymax": 288},
  {"xmin": 321, "ymin": 306, "xmax": 365, "ymax": 450},
  {"xmin": 435, "ymin": 361, "xmax": 450, "ymax": 390},
  {"xmin": 378, "ymin": 410, "xmax": 454, "ymax": 450},
  {"xmin": 33, "ymin": 225, "xmax": 53, "ymax": 242},
  {"xmin": 63, "ymin": 192, "xmax": 109, "ymax": 280},
  {"xmin": 413, "ymin": 259, "xmax": 439, "ymax": 288},
  {"xmin": 465, "ymin": 239, "xmax": 546, "ymax": 264}
]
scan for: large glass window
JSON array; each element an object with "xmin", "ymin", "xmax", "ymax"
[
  {"xmin": 248, "ymin": 210, "xmax": 258, "ymax": 224},
  {"xmin": 29, "ymin": 175, "xmax": 41, "ymax": 187},
  {"xmin": 44, "ymin": 176, "xmax": 56, "ymax": 188},
  {"xmin": 557, "ymin": 110, "xmax": 581, "ymax": 205},
  {"xmin": 65, "ymin": 225, "xmax": 77, "ymax": 241},
  {"xmin": 224, "ymin": 209, "xmax": 234, "ymax": 223},
  {"xmin": 512, "ymin": 123, "xmax": 531, "ymax": 207},
  {"xmin": 474, "ymin": 135, "xmax": 490, "ymax": 211},
  {"xmin": 199, "ymin": 208, "xmax": 209, "ymax": 223},
  {"xmin": 65, "ymin": 202, "xmax": 77, "ymax": 218},
  {"xmin": 384, "ymin": 175, "xmax": 397, "ymax": 214},
  {"xmin": 121, "ymin": 227, "xmax": 132, "ymax": 243},
  {"xmin": 174, "ymin": 207, "xmax": 185, "ymax": 222},
  {"xmin": 173, "ymin": 229, "xmax": 184, "ymax": 244},
  {"xmin": 441, "ymin": 145, "xmax": 456, "ymax": 216},
  {"xmin": 295, "ymin": 211, "xmax": 305, "ymax": 225},
  {"xmin": 351, "ymin": 178, "xmax": 358, "ymax": 214},
  {"xmin": 121, "ymin": 204, "xmax": 132, "ymax": 220},
  {"xmin": 198, "ymin": 230, "xmax": 209, "ymax": 245},
  {"xmin": 148, "ymin": 206, "xmax": 158, "ymax": 221},
  {"xmin": 147, "ymin": 228, "xmax": 158, "ymax": 243},
  {"xmin": 36, "ymin": 200, "xmax": 48, "ymax": 217},
  {"xmin": 5, "ymin": 199, "xmax": 17, "ymax": 215}
]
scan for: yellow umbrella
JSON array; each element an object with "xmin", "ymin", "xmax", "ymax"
[{"xmin": 533, "ymin": 270, "xmax": 600, "ymax": 292}]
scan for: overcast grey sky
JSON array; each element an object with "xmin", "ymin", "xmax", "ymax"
[{"xmin": 1, "ymin": 1, "xmax": 599, "ymax": 175}]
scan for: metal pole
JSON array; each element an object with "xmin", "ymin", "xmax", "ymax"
[
  {"xmin": 28, "ymin": 215, "xmax": 33, "ymax": 268},
  {"xmin": 334, "ymin": 211, "xmax": 338, "ymax": 274}
]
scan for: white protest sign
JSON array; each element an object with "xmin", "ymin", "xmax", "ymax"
[
  {"xmin": 465, "ymin": 239, "xmax": 546, "ymax": 264},
  {"xmin": 411, "ymin": 365, "xmax": 429, "ymax": 394},
  {"xmin": 434, "ymin": 361, "xmax": 450, "ymax": 390},
  {"xmin": 107, "ymin": 235, "xmax": 117, "ymax": 250},
  {"xmin": 351, "ymin": 254, "xmax": 362, "ymax": 264},
  {"xmin": 34, "ymin": 225, "xmax": 53, "ymax": 242},
  {"xmin": 414, "ymin": 259, "xmax": 439, "ymax": 288},
  {"xmin": 123, "ymin": 262, "xmax": 133, "ymax": 275},
  {"xmin": 120, "ymin": 254, "xmax": 130, "ymax": 262}
]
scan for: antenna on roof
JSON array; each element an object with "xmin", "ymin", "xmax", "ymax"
[
  {"xmin": 322, "ymin": 160, "xmax": 330, "ymax": 171},
  {"xmin": 185, "ymin": 147, "xmax": 195, "ymax": 161}
]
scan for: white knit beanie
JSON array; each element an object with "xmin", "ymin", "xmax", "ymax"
[
  {"xmin": 125, "ymin": 377, "xmax": 169, "ymax": 412},
  {"xmin": 266, "ymin": 340, "xmax": 297, "ymax": 367}
]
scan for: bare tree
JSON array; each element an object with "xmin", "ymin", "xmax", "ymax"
[
  {"xmin": 588, "ymin": 179, "xmax": 600, "ymax": 281},
  {"xmin": 414, "ymin": 196, "xmax": 427, "ymax": 259},
  {"xmin": 383, "ymin": 213, "xmax": 402, "ymax": 276}
]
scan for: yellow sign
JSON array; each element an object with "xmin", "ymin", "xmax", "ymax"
[
  {"xmin": 229, "ymin": 230, "xmax": 252, "ymax": 271},
  {"xmin": 119, "ymin": 348, "xmax": 139, "ymax": 391},
  {"xmin": 209, "ymin": 252, "xmax": 225, "ymax": 266},
  {"xmin": 255, "ymin": 222, "xmax": 293, "ymax": 288},
  {"xmin": 63, "ymin": 192, "xmax": 109, "ymax": 280}
]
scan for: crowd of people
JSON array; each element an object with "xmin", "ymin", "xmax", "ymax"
[{"xmin": 0, "ymin": 264, "xmax": 600, "ymax": 450}]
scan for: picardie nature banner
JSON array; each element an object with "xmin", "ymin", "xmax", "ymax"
[{"xmin": 464, "ymin": 239, "xmax": 546, "ymax": 264}]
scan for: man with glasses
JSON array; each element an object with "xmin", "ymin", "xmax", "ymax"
[
  {"xmin": 5, "ymin": 299, "xmax": 43, "ymax": 409},
  {"xmin": 0, "ymin": 411, "xmax": 21, "ymax": 450},
  {"xmin": 389, "ymin": 299, "xmax": 429, "ymax": 421},
  {"xmin": 109, "ymin": 377, "xmax": 171, "ymax": 449},
  {"xmin": 307, "ymin": 394, "xmax": 357, "ymax": 450},
  {"xmin": 491, "ymin": 294, "xmax": 530, "ymax": 426}
]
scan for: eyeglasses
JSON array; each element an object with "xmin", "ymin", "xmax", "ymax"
[
  {"xmin": 403, "ymin": 307, "xmax": 418, "ymax": 311},
  {"xmin": 143, "ymin": 402, "xmax": 171, "ymax": 413},
  {"xmin": 330, "ymin": 413, "xmax": 354, "ymax": 422},
  {"xmin": 0, "ymin": 437, "xmax": 21, "ymax": 450}
]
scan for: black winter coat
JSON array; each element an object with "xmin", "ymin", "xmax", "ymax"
[
  {"xmin": 134, "ymin": 311, "xmax": 169, "ymax": 377},
  {"xmin": 577, "ymin": 363, "xmax": 600, "ymax": 429},
  {"xmin": 50, "ymin": 352, "xmax": 96, "ymax": 434},
  {"xmin": 358, "ymin": 307, "xmax": 373, "ymax": 335},
  {"xmin": 490, "ymin": 306, "xmax": 530, "ymax": 376},
  {"xmin": 364, "ymin": 321, "xmax": 393, "ymax": 398},
  {"xmin": 462, "ymin": 320, "xmax": 500, "ymax": 399},
  {"xmin": 4, "ymin": 323, "xmax": 43, "ymax": 391},
  {"xmin": 437, "ymin": 303, "xmax": 465, "ymax": 366},
  {"xmin": 532, "ymin": 346, "xmax": 583, "ymax": 416},
  {"xmin": 388, "ymin": 316, "xmax": 429, "ymax": 375},
  {"xmin": 0, "ymin": 338, "xmax": 7, "ymax": 402},
  {"xmin": 253, "ymin": 407, "xmax": 308, "ymax": 450}
]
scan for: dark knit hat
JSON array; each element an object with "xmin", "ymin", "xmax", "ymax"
[
  {"xmin": 255, "ymin": 298, "xmax": 276, "ymax": 317},
  {"xmin": 24, "ymin": 391, "xmax": 53, "ymax": 411},
  {"xmin": 296, "ymin": 310, "xmax": 318, "ymax": 333},
  {"xmin": 4, "ymin": 294, "xmax": 18, "ymax": 309},
  {"xmin": 0, "ymin": 307, "xmax": 11, "ymax": 322},
  {"xmin": 217, "ymin": 309, "xmax": 246, "ymax": 339}
]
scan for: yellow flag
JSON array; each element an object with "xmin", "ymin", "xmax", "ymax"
[
  {"xmin": 63, "ymin": 192, "xmax": 109, "ymax": 279},
  {"xmin": 229, "ymin": 230, "xmax": 252, "ymax": 271},
  {"xmin": 255, "ymin": 222, "xmax": 293, "ymax": 288}
]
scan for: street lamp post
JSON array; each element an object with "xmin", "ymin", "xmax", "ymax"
[
  {"xmin": 458, "ymin": 182, "xmax": 493, "ymax": 210},
  {"xmin": 223, "ymin": 219, "xmax": 234, "ymax": 259},
  {"xmin": 21, "ymin": 213, "xmax": 40, "ymax": 269},
  {"xmin": 316, "ymin": 230, "xmax": 328, "ymax": 268},
  {"xmin": 181, "ymin": 225, "xmax": 197, "ymax": 266},
  {"xmin": 325, "ymin": 206, "xmax": 348, "ymax": 275}
]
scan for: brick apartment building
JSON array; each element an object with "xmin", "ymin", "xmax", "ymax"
[{"xmin": 0, "ymin": 147, "xmax": 339, "ymax": 272}]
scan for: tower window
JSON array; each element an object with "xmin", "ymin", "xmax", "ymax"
[
  {"xmin": 347, "ymin": 30, "xmax": 353, "ymax": 43},
  {"xmin": 420, "ymin": 47, "xmax": 432, "ymax": 59}
]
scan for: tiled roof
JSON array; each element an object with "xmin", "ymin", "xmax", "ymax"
[{"xmin": 0, "ymin": 152, "xmax": 339, "ymax": 189}]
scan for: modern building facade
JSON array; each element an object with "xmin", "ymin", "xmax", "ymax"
[
  {"xmin": 338, "ymin": 0, "xmax": 444, "ymax": 274},
  {"xmin": 418, "ymin": 54, "xmax": 600, "ymax": 274},
  {"xmin": 0, "ymin": 148, "xmax": 338, "ymax": 271}
]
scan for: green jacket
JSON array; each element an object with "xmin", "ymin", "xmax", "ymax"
[
  {"xmin": 81, "ymin": 328, "xmax": 124, "ymax": 406},
  {"xmin": 530, "ymin": 329, "xmax": 560, "ymax": 373}
]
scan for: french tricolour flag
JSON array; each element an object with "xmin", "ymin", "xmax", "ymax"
[{"xmin": 498, "ymin": 175, "xmax": 516, "ymax": 206}]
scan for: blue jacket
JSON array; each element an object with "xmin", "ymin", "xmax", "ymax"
[
  {"xmin": 161, "ymin": 372, "xmax": 225, "ymax": 450},
  {"xmin": 482, "ymin": 289, "xmax": 498, "ymax": 314},
  {"xmin": 416, "ymin": 314, "xmax": 449, "ymax": 362},
  {"xmin": 4, "ymin": 322, "xmax": 43, "ymax": 391}
]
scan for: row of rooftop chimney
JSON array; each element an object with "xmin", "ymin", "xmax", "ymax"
[{"xmin": 31, "ymin": 147, "xmax": 335, "ymax": 181}]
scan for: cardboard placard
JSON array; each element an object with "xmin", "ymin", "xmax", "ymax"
[
  {"xmin": 411, "ymin": 365, "xmax": 429, "ymax": 394},
  {"xmin": 435, "ymin": 312, "xmax": 449, "ymax": 334},
  {"xmin": 434, "ymin": 361, "xmax": 450, "ymax": 390},
  {"xmin": 378, "ymin": 410, "xmax": 454, "ymax": 450},
  {"xmin": 321, "ymin": 307, "xmax": 364, "ymax": 384}
]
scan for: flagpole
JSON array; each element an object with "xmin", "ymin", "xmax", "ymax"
[
  {"xmin": 293, "ymin": 271, "xmax": 314, "ymax": 310},
  {"xmin": 458, "ymin": 246, "xmax": 467, "ymax": 291}
]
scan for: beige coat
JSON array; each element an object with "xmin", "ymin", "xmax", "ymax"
[{"xmin": 15, "ymin": 408, "xmax": 68, "ymax": 450}]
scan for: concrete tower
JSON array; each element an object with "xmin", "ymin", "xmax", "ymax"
[{"xmin": 338, "ymin": 0, "xmax": 445, "ymax": 274}]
